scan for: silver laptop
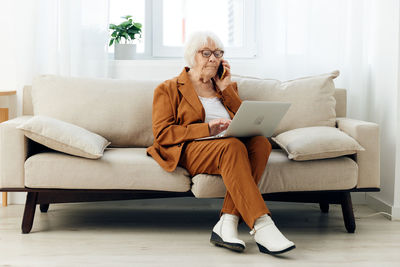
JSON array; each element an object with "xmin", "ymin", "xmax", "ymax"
[{"xmin": 195, "ymin": 101, "xmax": 291, "ymax": 141}]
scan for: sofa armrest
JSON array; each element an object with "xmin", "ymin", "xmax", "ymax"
[
  {"xmin": 0, "ymin": 116, "xmax": 33, "ymax": 189},
  {"xmin": 336, "ymin": 117, "xmax": 380, "ymax": 189}
]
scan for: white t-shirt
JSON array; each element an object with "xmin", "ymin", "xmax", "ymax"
[{"xmin": 198, "ymin": 96, "xmax": 231, "ymax": 123}]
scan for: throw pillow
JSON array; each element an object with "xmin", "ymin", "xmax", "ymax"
[
  {"xmin": 232, "ymin": 70, "xmax": 339, "ymax": 136},
  {"xmin": 271, "ymin": 126, "xmax": 365, "ymax": 161},
  {"xmin": 17, "ymin": 115, "xmax": 111, "ymax": 159}
]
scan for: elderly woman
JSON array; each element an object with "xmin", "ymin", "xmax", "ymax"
[{"xmin": 146, "ymin": 31, "xmax": 295, "ymax": 255}]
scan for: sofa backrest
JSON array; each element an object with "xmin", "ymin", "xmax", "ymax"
[{"xmin": 23, "ymin": 75, "xmax": 346, "ymax": 148}]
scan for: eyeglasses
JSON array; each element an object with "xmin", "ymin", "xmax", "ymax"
[{"xmin": 198, "ymin": 49, "xmax": 224, "ymax": 58}]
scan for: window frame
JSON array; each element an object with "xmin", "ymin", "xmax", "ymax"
[
  {"xmin": 152, "ymin": 0, "xmax": 257, "ymax": 58},
  {"xmin": 109, "ymin": 0, "xmax": 258, "ymax": 59}
]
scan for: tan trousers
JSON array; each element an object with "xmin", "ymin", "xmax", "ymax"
[{"xmin": 178, "ymin": 136, "xmax": 272, "ymax": 229}]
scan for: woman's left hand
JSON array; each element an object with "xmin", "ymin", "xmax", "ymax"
[{"xmin": 214, "ymin": 59, "xmax": 232, "ymax": 92}]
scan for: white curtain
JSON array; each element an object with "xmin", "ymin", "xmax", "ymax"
[
  {"xmin": 0, "ymin": 0, "xmax": 110, "ymax": 116},
  {"xmin": 255, "ymin": 0, "xmax": 373, "ymax": 121},
  {"xmin": 32, "ymin": 0, "xmax": 110, "ymax": 77}
]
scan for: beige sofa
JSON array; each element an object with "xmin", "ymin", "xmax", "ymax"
[{"xmin": 0, "ymin": 73, "xmax": 380, "ymax": 234}]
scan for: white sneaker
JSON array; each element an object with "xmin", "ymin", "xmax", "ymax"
[
  {"xmin": 210, "ymin": 213, "xmax": 246, "ymax": 252},
  {"xmin": 250, "ymin": 214, "xmax": 295, "ymax": 254}
]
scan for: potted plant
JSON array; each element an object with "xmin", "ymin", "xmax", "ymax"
[{"xmin": 109, "ymin": 15, "xmax": 142, "ymax": 60}]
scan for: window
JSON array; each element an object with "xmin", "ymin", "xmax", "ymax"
[{"xmin": 108, "ymin": 0, "xmax": 257, "ymax": 58}]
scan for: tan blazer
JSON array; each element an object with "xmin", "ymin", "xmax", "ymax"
[{"xmin": 146, "ymin": 67, "xmax": 242, "ymax": 172}]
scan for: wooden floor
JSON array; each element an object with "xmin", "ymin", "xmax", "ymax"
[{"xmin": 0, "ymin": 198, "xmax": 399, "ymax": 266}]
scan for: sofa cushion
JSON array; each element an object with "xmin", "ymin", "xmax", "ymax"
[
  {"xmin": 17, "ymin": 115, "xmax": 111, "ymax": 159},
  {"xmin": 271, "ymin": 126, "xmax": 365, "ymax": 161},
  {"xmin": 24, "ymin": 148, "xmax": 191, "ymax": 191},
  {"xmin": 32, "ymin": 75, "xmax": 162, "ymax": 148},
  {"xmin": 232, "ymin": 70, "xmax": 339, "ymax": 136},
  {"xmin": 191, "ymin": 149, "xmax": 358, "ymax": 198}
]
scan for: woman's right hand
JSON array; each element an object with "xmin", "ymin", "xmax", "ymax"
[{"xmin": 208, "ymin": 118, "xmax": 232, "ymax": 136}]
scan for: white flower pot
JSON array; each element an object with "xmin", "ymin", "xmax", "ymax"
[{"xmin": 114, "ymin": 43, "xmax": 137, "ymax": 60}]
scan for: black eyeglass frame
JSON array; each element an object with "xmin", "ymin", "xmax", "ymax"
[{"xmin": 198, "ymin": 49, "xmax": 224, "ymax": 58}]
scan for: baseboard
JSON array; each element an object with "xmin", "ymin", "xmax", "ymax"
[
  {"xmin": 366, "ymin": 193, "xmax": 400, "ymax": 220},
  {"xmin": 350, "ymin": 192, "xmax": 366, "ymax": 204},
  {"xmin": 0, "ymin": 192, "xmax": 26, "ymax": 205}
]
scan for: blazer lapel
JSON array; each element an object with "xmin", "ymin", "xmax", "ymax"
[{"xmin": 177, "ymin": 67, "xmax": 205, "ymax": 121}]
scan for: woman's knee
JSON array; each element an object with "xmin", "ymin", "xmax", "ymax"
[
  {"xmin": 222, "ymin": 137, "xmax": 247, "ymax": 153},
  {"xmin": 250, "ymin": 136, "xmax": 272, "ymax": 153}
]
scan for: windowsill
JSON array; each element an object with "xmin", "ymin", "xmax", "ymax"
[
  {"xmin": 109, "ymin": 58, "xmax": 185, "ymax": 63},
  {"xmin": 108, "ymin": 55, "xmax": 262, "ymax": 80},
  {"xmin": 107, "ymin": 53, "xmax": 258, "ymax": 62},
  {"xmin": 108, "ymin": 57, "xmax": 259, "ymax": 63}
]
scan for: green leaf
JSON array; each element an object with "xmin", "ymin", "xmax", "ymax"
[
  {"xmin": 109, "ymin": 24, "xmax": 117, "ymax": 30},
  {"xmin": 120, "ymin": 21, "xmax": 131, "ymax": 27},
  {"xmin": 111, "ymin": 31, "xmax": 117, "ymax": 37},
  {"xmin": 127, "ymin": 26, "xmax": 139, "ymax": 32},
  {"xmin": 133, "ymin": 22, "xmax": 142, "ymax": 29},
  {"xmin": 122, "ymin": 15, "xmax": 132, "ymax": 19},
  {"xmin": 129, "ymin": 25, "xmax": 139, "ymax": 30},
  {"xmin": 109, "ymin": 39, "xmax": 114, "ymax": 46},
  {"xmin": 123, "ymin": 32, "xmax": 130, "ymax": 40},
  {"xmin": 128, "ymin": 26, "xmax": 141, "ymax": 35}
]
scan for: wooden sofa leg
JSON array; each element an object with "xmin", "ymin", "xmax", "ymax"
[
  {"xmin": 340, "ymin": 192, "xmax": 356, "ymax": 233},
  {"xmin": 40, "ymin": 204, "xmax": 50, "ymax": 213},
  {"xmin": 319, "ymin": 202, "xmax": 329, "ymax": 213},
  {"xmin": 22, "ymin": 192, "xmax": 38, "ymax": 234}
]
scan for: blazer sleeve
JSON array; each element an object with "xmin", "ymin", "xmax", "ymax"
[
  {"xmin": 152, "ymin": 83, "xmax": 210, "ymax": 146},
  {"xmin": 217, "ymin": 82, "xmax": 242, "ymax": 114}
]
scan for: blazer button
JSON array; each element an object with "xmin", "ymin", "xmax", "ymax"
[{"xmin": 178, "ymin": 143, "xmax": 182, "ymax": 147}]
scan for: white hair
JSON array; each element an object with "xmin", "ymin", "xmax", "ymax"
[{"xmin": 184, "ymin": 31, "xmax": 225, "ymax": 68}]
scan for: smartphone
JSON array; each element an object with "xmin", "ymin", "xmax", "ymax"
[{"xmin": 217, "ymin": 62, "xmax": 226, "ymax": 80}]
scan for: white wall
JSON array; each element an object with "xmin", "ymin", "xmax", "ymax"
[
  {"xmin": 365, "ymin": 0, "xmax": 400, "ymax": 219},
  {"xmin": 0, "ymin": 0, "xmax": 35, "ymax": 206}
]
